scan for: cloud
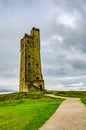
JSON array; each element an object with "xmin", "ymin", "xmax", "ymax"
[
  {"xmin": 0, "ymin": 0, "xmax": 86, "ymax": 92},
  {"xmin": 0, "ymin": 77, "xmax": 19, "ymax": 92},
  {"xmin": 45, "ymin": 75, "xmax": 86, "ymax": 90}
]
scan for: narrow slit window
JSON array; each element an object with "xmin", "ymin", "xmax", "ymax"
[
  {"xmin": 28, "ymin": 55, "xmax": 31, "ymax": 58},
  {"xmin": 36, "ymin": 63, "xmax": 38, "ymax": 67}
]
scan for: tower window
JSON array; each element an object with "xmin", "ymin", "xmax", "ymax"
[
  {"xmin": 36, "ymin": 63, "xmax": 38, "ymax": 67},
  {"xmin": 27, "ymin": 40, "xmax": 29, "ymax": 43},
  {"xmin": 28, "ymin": 63, "xmax": 31, "ymax": 68},
  {"xmin": 28, "ymin": 63, "xmax": 31, "ymax": 72},
  {"xmin": 40, "ymin": 85, "xmax": 42, "ymax": 91},
  {"xmin": 28, "ymin": 55, "xmax": 31, "ymax": 58},
  {"xmin": 36, "ymin": 77, "xmax": 39, "ymax": 80}
]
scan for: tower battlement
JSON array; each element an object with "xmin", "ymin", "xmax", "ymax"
[{"xmin": 19, "ymin": 28, "xmax": 44, "ymax": 92}]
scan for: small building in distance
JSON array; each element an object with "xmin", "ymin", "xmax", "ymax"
[{"xmin": 19, "ymin": 27, "xmax": 45, "ymax": 92}]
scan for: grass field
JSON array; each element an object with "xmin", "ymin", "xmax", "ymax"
[
  {"xmin": 81, "ymin": 98, "xmax": 86, "ymax": 106},
  {"xmin": 46, "ymin": 90, "xmax": 86, "ymax": 107},
  {"xmin": 0, "ymin": 92, "xmax": 64, "ymax": 130},
  {"xmin": 0, "ymin": 91, "xmax": 44, "ymax": 102},
  {"xmin": 46, "ymin": 91, "xmax": 86, "ymax": 98}
]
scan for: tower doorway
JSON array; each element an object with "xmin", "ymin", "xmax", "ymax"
[{"xmin": 40, "ymin": 85, "xmax": 42, "ymax": 91}]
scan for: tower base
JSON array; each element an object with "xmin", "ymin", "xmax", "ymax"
[{"xmin": 20, "ymin": 80, "xmax": 44, "ymax": 92}]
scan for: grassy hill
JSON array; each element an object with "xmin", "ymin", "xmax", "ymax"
[
  {"xmin": 47, "ymin": 90, "xmax": 86, "ymax": 106},
  {"xmin": 0, "ymin": 91, "xmax": 64, "ymax": 130},
  {"xmin": 0, "ymin": 91, "xmax": 44, "ymax": 102},
  {"xmin": 46, "ymin": 90, "xmax": 86, "ymax": 98}
]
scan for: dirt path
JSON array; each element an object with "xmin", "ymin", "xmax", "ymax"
[{"xmin": 39, "ymin": 95, "xmax": 86, "ymax": 130}]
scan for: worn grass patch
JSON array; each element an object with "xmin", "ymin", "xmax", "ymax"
[{"xmin": 0, "ymin": 93, "xmax": 64, "ymax": 130}]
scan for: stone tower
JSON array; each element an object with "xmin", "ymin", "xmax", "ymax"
[{"xmin": 19, "ymin": 27, "xmax": 44, "ymax": 92}]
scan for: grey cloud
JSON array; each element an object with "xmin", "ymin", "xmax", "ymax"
[
  {"xmin": 0, "ymin": 88, "xmax": 16, "ymax": 92},
  {"xmin": 0, "ymin": 69, "xmax": 18, "ymax": 79},
  {"xmin": 45, "ymin": 75, "xmax": 86, "ymax": 90},
  {"xmin": 41, "ymin": 0, "xmax": 86, "ymax": 80},
  {"xmin": 0, "ymin": 0, "xmax": 86, "ymax": 92},
  {"xmin": 54, "ymin": 0, "xmax": 86, "ymax": 13},
  {"xmin": 69, "ymin": 59, "xmax": 86, "ymax": 70}
]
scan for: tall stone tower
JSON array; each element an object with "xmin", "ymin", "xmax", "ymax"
[{"xmin": 19, "ymin": 27, "xmax": 44, "ymax": 92}]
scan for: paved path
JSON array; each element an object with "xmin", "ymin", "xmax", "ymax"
[
  {"xmin": 44, "ymin": 94, "xmax": 72, "ymax": 99},
  {"xmin": 39, "ymin": 95, "xmax": 86, "ymax": 130}
]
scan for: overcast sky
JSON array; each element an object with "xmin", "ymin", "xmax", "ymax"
[{"xmin": 0, "ymin": 0, "xmax": 86, "ymax": 92}]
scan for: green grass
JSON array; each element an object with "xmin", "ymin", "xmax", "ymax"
[
  {"xmin": 0, "ymin": 92, "xmax": 64, "ymax": 130},
  {"xmin": 0, "ymin": 91, "xmax": 44, "ymax": 102},
  {"xmin": 52, "ymin": 91, "xmax": 86, "ymax": 98},
  {"xmin": 81, "ymin": 98, "xmax": 86, "ymax": 106}
]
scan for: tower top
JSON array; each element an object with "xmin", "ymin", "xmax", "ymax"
[
  {"xmin": 32, "ymin": 27, "xmax": 39, "ymax": 31},
  {"xmin": 30, "ymin": 27, "xmax": 40, "ymax": 36},
  {"xmin": 23, "ymin": 27, "xmax": 40, "ymax": 39}
]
